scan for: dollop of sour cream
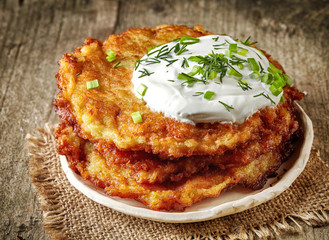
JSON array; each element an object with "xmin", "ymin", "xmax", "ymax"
[{"xmin": 132, "ymin": 35, "xmax": 283, "ymax": 124}]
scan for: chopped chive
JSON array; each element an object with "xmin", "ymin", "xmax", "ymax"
[
  {"xmin": 180, "ymin": 36, "xmax": 200, "ymax": 45},
  {"xmin": 280, "ymin": 96, "xmax": 285, "ymax": 102},
  {"xmin": 181, "ymin": 57, "xmax": 189, "ymax": 68},
  {"xmin": 137, "ymin": 84, "xmax": 148, "ymax": 96},
  {"xmin": 229, "ymin": 55, "xmax": 247, "ymax": 65},
  {"xmin": 113, "ymin": 61, "xmax": 121, "ymax": 69},
  {"xmin": 237, "ymin": 48, "xmax": 248, "ymax": 56},
  {"xmin": 134, "ymin": 60, "xmax": 141, "ymax": 70},
  {"xmin": 247, "ymin": 58, "xmax": 259, "ymax": 71},
  {"xmin": 259, "ymin": 62, "xmax": 264, "ymax": 73},
  {"xmin": 138, "ymin": 68, "xmax": 154, "ymax": 78},
  {"xmin": 229, "ymin": 43, "xmax": 238, "ymax": 53},
  {"xmin": 212, "ymin": 36, "xmax": 219, "ymax": 41},
  {"xmin": 213, "ymin": 43, "xmax": 226, "ymax": 47},
  {"xmin": 75, "ymin": 72, "xmax": 81, "ymax": 77},
  {"xmin": 176, "ymin": 44, "xmax": 188, "ymax": 55},
  {"xmin": 253, "ymin": 92, "xmax": 275, "ymax": 104},
  {"xmin": 241, "ymin": 36, "xmax": 257, "ymax": 46},
  {"xmin": 131, "ymin": 111, "xmax": 143, "ymax": 123},
  {"xmin": 105, "ymin": 50, "xmax": 116, "ymax": 62},
  {"xmin": 87, "ymin": 79, "xmax": 99, "ymax": 90},
  {"xmin": 238, "ymin": 79, "xmax": 252, "ymax": 91},
  {"xmin": 165, "ymin": 59, "xmax": 178, "ymax": 67},
  {"xmin": 145, "ymin": 58, "xmax": 160, "ymax": 65},
  {"xmin": 218, "ymin": 100, "xmax": 234, "ymax": 112},
  {"xmin": 193, "ymin": 91, "xmax": 204, "ymax": 96},
  {"xmin": 204, "ymin": 91, "xmax": 215, "ymax": 100}
]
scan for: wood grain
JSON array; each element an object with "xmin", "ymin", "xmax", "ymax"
[{"xmin": 0, "ymin": 0, "xmax": 328, "ymax": 239}]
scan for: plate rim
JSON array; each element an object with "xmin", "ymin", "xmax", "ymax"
[{"xmin": 60, "ymin": 103, "xmax": 313, "ymax": 223}]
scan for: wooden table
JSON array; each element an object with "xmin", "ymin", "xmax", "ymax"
[{"xmin": 1, "ymin": 0, "xmax": 328, "ymax": 239}]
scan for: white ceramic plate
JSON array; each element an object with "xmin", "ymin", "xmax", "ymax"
[{"xmin": 60, "ymin": 104, "xmax": 313, "ymax": 223}]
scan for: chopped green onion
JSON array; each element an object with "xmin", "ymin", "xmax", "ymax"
[
  {"xmin": 249, "ymin": 71, "xmax": 261, "ymax": 80},
  {"xmin": 241, "ymin": 79, "xmax": 249, "ymax": 85},
  {"xmin": 257, "ymin": 49, "xmax": 265, "ymax": 56},
  {"xmin": 208, "ymin": 71, "xmax": 217, "ymax": 79},
  {"xmin": 269, "ymin": 84, "xmax": 282, "ymax": 96},
  {"xmin": 105, "ymin": 50, "xmax": 116, "ymax": 62},
  {"xmin": 228, "ymin": 68, "xmax": 242, "ymax": 78},
  {"xmin": 75, "ymin": 72, "xmax": 81, "ymax": 77},
  {"xmin": 131, "ymin": 111, "xmax": 143, "ymax": 123},
  {"xmin": 229, "ymin": 43, "xmax": 238, "ymax": 53},
  {"xmin": 267, "ymin": 63, "xmax": 282, "ymax": 74},
  {"xmin": 238, "ymin": 63, "xmax": 244, "ymax": 70},
  {"xmin": 261, "ymin": 73, "xmax": 273, "ymax": 84},
  {"xmin": 238, "ymin": 48, "xmax": 248, "ymax": 56},
  {"xmin": 188, "ymin": 56, "xmax": 203, "ymax": 63},
  {"xmin": 204, "ymin": 91, "xmax": 215, "ymax": 100},
  {"xmin": 87, "ymin": 79, "xmax": 99, "ymax": 90},
  {"xmin": 247, "ymin": 58, "xmax": 259, "ymax": 71},
  {"xmin": 137, "ymin": 84, "xmax": 148, "ymax": 96},
  {"xmin": 180, "ymin": 36, "xmax": 200, "ymax": 45},
  {"xmin": 225, "ymin": 49, "xmax": 231, "ymax": 58},
  {"xmin": 280, "ymin": 96, "xmax": 285, "ymax": 102},
  {"xmin": 273, "ymin": 74, "xmax": 286, "ymax": 88},
  {"xmin": 283, "ymin": 74, "xmax": 293, "ymax": 86},
  {"xmin": 148, "ymin": 45, "xmax": 157, "ymax": 52},
  {"xmin": 188, "ymin": 65, "xmax": 203, "ymax": 76}
]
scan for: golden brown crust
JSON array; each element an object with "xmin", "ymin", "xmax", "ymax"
[
  {"xmin": 55, "ymin": 25, "xmax": 304, "ymax": 158},
  {"xmin": 56, "ymin": 120, "xmax": 288, "ymax": 211}
]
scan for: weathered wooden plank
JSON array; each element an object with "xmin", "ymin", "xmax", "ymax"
[{"xmin": 0, "ymin": 0, "xmax": 118, "ymax": 239}]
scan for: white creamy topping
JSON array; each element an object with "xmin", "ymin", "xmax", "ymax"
[{"xmin": 132, "ymin": 35, "xmax": 283, "ymax": 124}]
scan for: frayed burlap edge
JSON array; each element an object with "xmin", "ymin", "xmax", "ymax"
[{"xmin": 26, "ymin": 124, "xmax": 329, "ymax": 240}]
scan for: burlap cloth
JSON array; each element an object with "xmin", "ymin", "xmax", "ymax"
[{"xmin": 26, "ymin": 125, "xmax": 329, "ymax": 240}]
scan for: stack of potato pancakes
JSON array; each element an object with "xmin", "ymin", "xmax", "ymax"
[{"xmin": 55, "ymin": 25, "xmax": 304, "ymax": 211}]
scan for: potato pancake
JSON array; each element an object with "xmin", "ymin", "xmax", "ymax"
[
  {"xmin": 56, "ymin": 121, "xmax": 290, "ymax": 211},
  {"xmin": 55, "ymin": 25, "xmax": 303, "ymax": 158}
]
